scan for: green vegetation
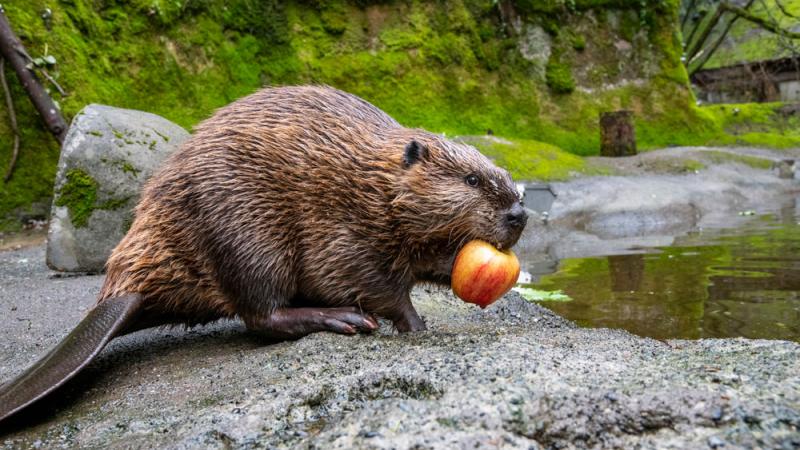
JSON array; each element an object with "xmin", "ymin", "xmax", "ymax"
[
  {"xmin": 0, "ymin": 0, "xmax": 796, "ymax": 229},
  {"xmin": 680, "ymin": 159, "xmax": 706, "ymax": 172},
  {"xmin": 545, "ymin": 60, "xmax": 576, "ymax": 94},
  {"xmin": 513, "ymin": 287, "xmax": 573, "ymax": 302},
  {"xmin": 700, "ymin": 103, "xmax": 800, "ymax": 149},
  {"xmin": 54, "ymin": 168, "xmax": 99, "ymax": 228},
  {"xmin": 463, "ymin": 136, "xmax": 594, "ymax": 180},
  {"xmin": 54, "ymin": 168, "xmax": 129, "ymax": 228},
  {"xmin": 701, "ymin": 151, "xmax": 774, "ymax": 169}
]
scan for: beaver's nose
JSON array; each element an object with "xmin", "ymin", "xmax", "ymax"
[{"xmin": 505, "ymin": 203, "xmax": 528, "ymax": 229}]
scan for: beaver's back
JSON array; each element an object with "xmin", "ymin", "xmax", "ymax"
[{"xmin": 101, "ymin": 86, "xmax": 415, "ymax": 322}]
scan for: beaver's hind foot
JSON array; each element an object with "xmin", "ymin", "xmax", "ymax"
[{"xmin": 245, "ymin": 307, "xmax": 379, "ymax": 340}]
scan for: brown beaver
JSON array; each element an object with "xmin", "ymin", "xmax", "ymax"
[{"xmin": 0, "ymin": 86, "xmax": 527, "ymax": 422}]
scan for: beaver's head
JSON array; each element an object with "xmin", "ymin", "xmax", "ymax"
[{"xmin": 391, "ymin": 134, "xmax": 527, "ymax": 284}]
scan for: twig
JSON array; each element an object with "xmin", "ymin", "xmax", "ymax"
[
  {"xmin": 0, "ymin": 57, "xmax": 20, "ymax": 182},
  {"xmin": 774, "ymin": 0, "xmax": 798, "ymax": 19},
  {"xmin": 16, "ymin": 47, "xmax": 67, "ymax": 96}
]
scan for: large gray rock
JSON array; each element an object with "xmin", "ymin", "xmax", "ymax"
[{"xmin": 46, "ymin": 105, "xmax": 189, "ymax": 272}]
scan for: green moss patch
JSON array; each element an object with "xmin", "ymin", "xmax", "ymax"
[
  {"xmin": 545, "ymin": 61, "xmax": 576, "ymax": 94},
  {"xmin": 701, "ymin": 151, "xmax": 774, "ymax": 170},
  {"xmin": 54, "ymin": 168, "xmax": 130, "ymax": 228},
  {"xmin": 462, "ymin": 136, "xmax": 594, "ymax": 181},
  {"xmin": 700, "ymin": 103, "xmax": 800, "ymax": 150},
  {"xmin": 55, "ymin": 169, "xmax": 98, "ymax": 228}
]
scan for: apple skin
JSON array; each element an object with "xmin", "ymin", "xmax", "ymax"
[{"xmin": 451, "ymin": 240, "xmax": 520, "ymax": 308}]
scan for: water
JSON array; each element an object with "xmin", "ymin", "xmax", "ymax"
[{"xmin": 518, "ymin": 213, "xmax": 800, "ymax": 341}]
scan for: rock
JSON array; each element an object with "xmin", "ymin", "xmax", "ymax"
[
  {"xmin": 46, "ymin": 105, "xmax": 189, "ymax": 272},
  {"xmin": 772, "ymin": 159, "xmax": 795, "ymax": 179},
  {"xmin": 522, "ymin": 183, "xmax": 556, "ymax": 214},
  {"xmin": 517, "ymin": 24, "xmax": 551, "ymax": 79}
]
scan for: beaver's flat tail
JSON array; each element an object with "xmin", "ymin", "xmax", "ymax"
[{"xmin": 0, "ymin": 293, "xmax": 143, "ymax": 423}]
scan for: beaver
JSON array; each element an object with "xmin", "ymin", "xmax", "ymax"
[{"xmin": 0, "ymin": 86, "xmax": 527, "ymax": 422}]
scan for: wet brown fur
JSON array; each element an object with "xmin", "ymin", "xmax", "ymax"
[{"xmin": 98, "ymin": 86, "xmax": 523, "ymax": 330}]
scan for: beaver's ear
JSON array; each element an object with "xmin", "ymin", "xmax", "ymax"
[{"xmin": 403, "ymin": 140, "xmax": 428, "ymax": 168}]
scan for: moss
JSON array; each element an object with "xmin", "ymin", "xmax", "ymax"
[
  {"xmin": 702, "ymin": 151, "xmax": 774, "ymax": 170},
  {"xmin": 97, "ymin": 196, "xmax": 131, "ymax": 210},
  {"xmin": 639, "ymin": 158, "xmax": 706, "ymax": 174},
  {"xmin": 700, "ymin": 103, "xmax": 800, "ymax": 149},
  {"xmin": 732, "ymin": 132, "xmax": 800, "ymax": 149},
  {"xmin": 545, "ymin": 60, "xmax": 576, "ymax": 94},
  {"xmin": 54, "ymin": 168, "xmax": 98, "ymax": 228},
  {"xmin": 53, "ymin": 168, "xmax": 131, "ymax": 228},
  {"xmin": 683, "ymin": 159, "xmax": 706, "ymax": 172},
  {"xmin": 571, "ymin": 34, "xmax": 586, "ymax": 51},
  {"xmin": 462, "ymin": 136, "xmax": 591, "ymax": 181},
  {"xmin": 119, "ymin": 162, "xmax": 140, "ymax": 177}
]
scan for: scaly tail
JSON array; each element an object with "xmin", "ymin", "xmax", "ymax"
[{"xmin": 0, "ymin": 293, "xmax": 143, "ymax": 423}]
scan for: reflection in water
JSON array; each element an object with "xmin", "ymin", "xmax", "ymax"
[
  {"xmin": 521, "ymin": 213, "xmax": 800, "ymax": 341},
  {"xmin": 608, "ymin": 255, "xmax": 644, "ymax": 292}
]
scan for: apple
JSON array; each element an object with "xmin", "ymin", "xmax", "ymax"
[{"xmin": 451, "ymin": 240, "xmax": 520, "ymax": 308}]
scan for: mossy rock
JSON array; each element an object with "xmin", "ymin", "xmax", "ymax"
[{"xmin": 47, "ymin": 105, "xmax": 189, "ymax": 272}]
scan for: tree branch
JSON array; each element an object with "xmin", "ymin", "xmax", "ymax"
[
  {"xmin": 773, "ymin": 0, "xmax": 798, "ymax": 19},
  {"xmin": 683, "ymin": 5, "xmax": 711, "ymax": 54},
  {"xmin": 689, "ymin": 0, "xmax": 756, "ymax": 76},
  {"xmin": 681, "ymin": 0, "xmax": 699, "ymax": 31},
  {"xmin": 0, "ymin": 8, "xmax": 67, "ymax": 144},
  {"xmin": 720, "ymin": 2, "xmax": 800, "ymax": 39},
  {"xmin": 0, "ymin": 58, "xmax": 20, "ymax": 182},
  {"xmin": 685, "ymin": 4, "xmax": 726, "ymax": 62}
]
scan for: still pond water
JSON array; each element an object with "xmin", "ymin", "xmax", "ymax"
[{"xmin": 518, "ymin": 212, "xmax": 800, "ymax": 342}]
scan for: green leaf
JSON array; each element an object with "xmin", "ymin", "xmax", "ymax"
[
  {"xmin": 43, "ymin": 55, "xmax": 57, "ymax": 65},
  {"xmin": 513, "ymin": 287, "xmax": 573, "ymax": 303}
]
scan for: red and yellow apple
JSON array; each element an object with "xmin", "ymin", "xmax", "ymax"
[{"xmin": 451, "ymin": 240, "xmax": 520, "ymax": 308}]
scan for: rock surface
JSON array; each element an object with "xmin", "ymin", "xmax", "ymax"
[
  {"xmin": 517, "ymin": 146, "xmax": 800, "ymax": 261},
  {"xmin": 46, "ymin": 105, "xmax": 188, "ymax": 272},
  {"xmin": 1, "ymin": 244, "xmax": 798, "ymax": 449}
]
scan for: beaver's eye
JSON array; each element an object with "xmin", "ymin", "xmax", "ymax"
[{"xmin": 465, "ymin": 174, "xmax": 480, "ymax": 187}]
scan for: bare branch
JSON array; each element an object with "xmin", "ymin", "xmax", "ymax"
[
  {"xmin": 720, "ymin": 2, "xmax": 800, "ymax": 39},
  {"xmin": 681, "ymin": 0, "xmax": 700, "ymax": 30},
  {"xmin": 684, "ymin": 4, "xmax": 713, "ymax": 53},
  {"xmin": 689, "ymin": 0, "xmax": 756, "ymax": 75},
  {"xmin": 774, "ymin": 0, "xmax": 798, "ymax": 19},
  {"xmin": 0, "ymin": 58, "xmax": 20, "ymax": 183},
  {"xmin": 685, "ymin": 4, "xmax": 726, "ymax": 61}
]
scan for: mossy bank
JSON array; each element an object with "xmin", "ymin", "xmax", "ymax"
[{"xmin": 0, "ymin": 0, "xmax": 795, "ymax": 229}]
